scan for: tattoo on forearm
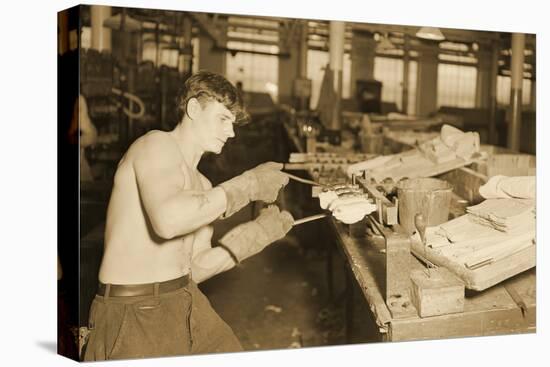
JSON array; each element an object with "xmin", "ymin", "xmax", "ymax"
[{"xmin": 192, "ymin": 193, "xmax": 210, "ymax": 208}]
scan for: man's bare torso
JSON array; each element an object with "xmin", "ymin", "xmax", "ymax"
[{"xmin": 98, "ymin": 131, "xmax": 212, "ymax": 284}]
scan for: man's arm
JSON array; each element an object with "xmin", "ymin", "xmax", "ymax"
[
  {"xmin": 190, "ymin": 240, "xmax": 236, "ymax": 283},
  {"xmin": 191, "ymin": 205, "xmax": 294, "ymax": 283},
  {"xmin": 189, "ymin": 175, "xmax": 237, "ymax": 283},
  {"xmin": 133, "ymin": 132, "xmax": 227, "ymax": 239}
]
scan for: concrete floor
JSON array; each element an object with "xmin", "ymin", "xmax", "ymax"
[{"xmin": 201, "ymin": 209, "xmax": 346, "ymax": 351}]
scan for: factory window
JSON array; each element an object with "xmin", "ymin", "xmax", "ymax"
[
  {"xmin": 437, "ymin": 64, "xmax": 477, "ymax": 108},
  {"xmin": 496, "ymin": 76, "xmax": 532, "ymax": 107},
  {"xmin": 373, "ymin": 57, "xmax": 404, "ymax": 111},
  {"xmin": 141, "ymin": 35, "xmax": 199, "ymax": 70},
  {"xmin": 307, "ymin": 50, "xmax": 352, "ymax": 109},
  {"xmin": 226, "ymin": 41, "xmax": 279, "ymax": 102},
  {"xmin": 81, "ymin": 26, "xmax": 91, "ymax": 49}
]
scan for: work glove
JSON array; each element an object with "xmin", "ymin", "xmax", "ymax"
[
  {"xmin": 218, "ymin": 205, "xmax": 294, "ymax": 263},
  {"xmin": 219, "ymin": 162, "xmax": 289, "ymax": 218}
]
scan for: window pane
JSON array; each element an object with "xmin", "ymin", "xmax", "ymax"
[
  {"xmin": 226, "ymin": 41, "xmax": 279, "ymax": 102},
  {"xmin": 497, "ymin": 75, "xmax": 511, "ymax": 106},
  {"xmin": 497, "ymin": 75, "xmax": 532, "ymax": 106},
  {"xmin": 81, "ymin": 26, "xmax": 91, "ymax": 49},
  {"xmin": 307, "ymin": 50, "xmax": 329, "ymax": 110},
  {"xmin": 437, "ymin": 64, "xmax": 477, "ymax": 108},
  {"xmin": 522, "ymin": 78, "xmax": 532, "ymax": 105},
  {"xmin": 374, "ymin": 57, "xmax": 404, "ymax": 111},
  {"xmin": 307, "ymin": 50, "xmax": 352, "ymax": 109}
]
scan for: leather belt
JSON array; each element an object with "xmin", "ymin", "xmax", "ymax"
[{"xmin": 97, "ymin": 274, "xmax": 190, "ymax": 297}]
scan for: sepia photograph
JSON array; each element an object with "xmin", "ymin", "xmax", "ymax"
[{"xmin": 54, "ymin": 1, "xmax": 540, "ymax": 364}]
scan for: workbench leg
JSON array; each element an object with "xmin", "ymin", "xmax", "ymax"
[{"xmin": 345, "ymin": 267, "xmax": 354, "ymax": 343}]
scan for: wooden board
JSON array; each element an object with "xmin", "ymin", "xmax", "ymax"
[
  {"xmin": 364, "ymin": 147, "xmax": 485, "ymax": 183},
  {"xmin": 389, "ymin": 304, "xmax": 533, "ymax": 341}
]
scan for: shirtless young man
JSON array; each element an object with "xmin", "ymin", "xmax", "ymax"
[{"xmin": 83, "ymin": 71, "xmax": 293, "ymax": 361}]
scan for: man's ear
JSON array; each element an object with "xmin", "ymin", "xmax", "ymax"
[{"xmin": 186, "ymin": 98, "xmax": 202, "ymax": 120}]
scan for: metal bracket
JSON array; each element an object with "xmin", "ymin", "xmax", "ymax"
[
  {"xmin": 368, "ymin": 217, "xmax": 417, "ymax": 319},
  {"xmin": 360, "ymin": 178, "xmax": 398, "ymax": 225}
]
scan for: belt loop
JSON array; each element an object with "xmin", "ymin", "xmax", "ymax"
[
  {"xmin": 154, "ymin": 282, "xmax": 160, "ymax": 297},
  {"xmin": 105, "ymin": 284, "xmax": 111, "ymax": 299}
]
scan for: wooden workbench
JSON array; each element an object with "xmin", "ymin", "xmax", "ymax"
[
  {"xmin": 331, "ymin": 219, "xmax": 535, "ymax": 341},
  {"xmin": 281, "ymin": 120, "xmax": 536, "ymax": 342}
]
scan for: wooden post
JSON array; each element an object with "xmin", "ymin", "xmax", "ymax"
[
  {"xmin": 328, "ymin": 21, "xmax": 345, "ymax": 132},
  {"xmin": 488, "ymin": 41, "xmax": 500, "ymax": 145},
  {"xmin": 507, "ymin": 33, "xmax": 525, "ymax": 151},
  {"xmin": 416, "ymin": 45, "xmax": 439, "ymax": 117},
  {"xmin": 402, "ymin": 35, "xmax": 410, "ymax": 114},
  {"xmin": 90, "ymin": 5, "xmax": 112, "ymax": 52}
]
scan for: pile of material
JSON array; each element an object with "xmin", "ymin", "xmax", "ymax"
[
  {"xmin": 466, "ymin": 198, "xmax": 535, "ymax": 234},
  {"xmin": 318, "ymin": 186, "xmax": 377, "ymax": 224},
  {"xmin": 346, "ymin": 124, "xmax": 483, "ymax": 183},
  {"xmin": 420, "ymin": 176, "xmax": 536, "ymax": 271}
]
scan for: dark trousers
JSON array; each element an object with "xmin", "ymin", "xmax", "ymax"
[{"xmin": 83, "ymin": 280, "xmax": 242, "ymax": 360}]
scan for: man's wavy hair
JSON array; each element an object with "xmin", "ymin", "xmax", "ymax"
[{"xmin": 177, "ymin": 70, "xmax": 250, "ymax": 126}]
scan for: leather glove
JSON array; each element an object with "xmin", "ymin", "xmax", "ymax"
[
  {"xmin": 219, "ymin": 162, "xmax": 289, "ymax": 218},
  {"xmin": 218, "ymin": 205, "xmax": 294, "ymax": 263}
]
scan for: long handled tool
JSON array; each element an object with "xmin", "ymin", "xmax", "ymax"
[
  {"xmin": 293, "ymin": 213, "xmax": 328, "ymax": 226},
  {"xmin": 284, "ymin": 172, "xmax": 328, "ymax": 188}
]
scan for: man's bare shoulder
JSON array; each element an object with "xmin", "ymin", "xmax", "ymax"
[{"xmin": 130, "ymin": 130, "xmax": 181, "ymax": 164}]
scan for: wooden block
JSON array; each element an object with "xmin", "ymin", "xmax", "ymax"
[{"xmin": 410, "ymin": 268, "xmax": 465, "ymax": 318}]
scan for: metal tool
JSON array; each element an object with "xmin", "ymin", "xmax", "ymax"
[
  {"xmin": 293, "ymin": 213, "xmax": 328, "ymax": 226},
  {"xmin": 284, "ymin": 172, "xmax": 328, "ymax": 188}
]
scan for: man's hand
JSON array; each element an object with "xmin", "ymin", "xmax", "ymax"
[
  {"xmin": 218, "ymin": 205, "xmax": 294, "ymax": 263},
  {"xmin": 247, "ymin": 162, "xmax": 289, "ymax": 203},
  {"xmin": 219, "ymin": 161, "xmax": 289, "ymax": 218}
]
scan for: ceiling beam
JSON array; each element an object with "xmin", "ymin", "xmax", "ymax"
[{"xmin": 189, "ymin": 13, "xmax": 227, "ymax": 46}]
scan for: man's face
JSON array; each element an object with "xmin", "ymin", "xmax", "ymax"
[{"xmin": 192, "ymin": 99, "xmax": 236, "ymax": 154}]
